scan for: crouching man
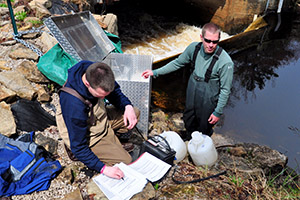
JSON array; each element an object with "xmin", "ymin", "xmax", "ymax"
[{"xmin": 56, "ymin": 60, "xmax": 139, "ymax": 179}]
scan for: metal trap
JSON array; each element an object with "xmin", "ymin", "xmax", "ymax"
[{"xmin": 44, "ymin": 11, "xmax": 152, "ymax": 137}]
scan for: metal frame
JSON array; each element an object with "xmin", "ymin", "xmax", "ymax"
[{"xmin": 44, "ymin": 11, "xmax": 152, "ymax": 137}]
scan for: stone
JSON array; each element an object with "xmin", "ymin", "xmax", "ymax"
[
  {"xmin": 102, "ymin": 13, "xmax": 118, "ymax": 36},
  {"xmin": 0, "ymin": 85, "xmax": 17, "ymax": 102},
  {"xmin": 0, "ymin": 60, "xmax": 12, "ymax": 71},
  {"xmin": 36, "ymin": 85, "xmax": 51, "ymax": 102},
  {"xmin": 131, "ymin": 182, "xmax": 155, "ymax": 200},
  {"xmin": 40, "ymin": 31, "xmax": 58, "ymax": 52},
  {"xmin": 0, "ymin": 7, "xmax": 9, "ymax": 15},
  {"xmin": 228, "ymin": 146, "xmax": 247, "ymax": 157},
  {"xmin": 9, "ymin": 46, "xmax": 39, "ymax": 61},
  {"xmin": 0, "ymin": 101, "xmax": 16, "ymax": 136},
  {"xmin": 56, "ymin": 165, "xmax": 75, "ymax": 185},
  {"xmin": 21, "ymin": 32, "xmax": 40, "ymax": 39},
  {"xmin": 24, "ymin": 16, "xmax": 41, "ymax": 23},
  {"xmin": 0, "ymin": 70, "xmax": 37, "ymax": 100},
  {"xmin": 34, "ymin": 133, "xmax": 58, "ymax": 155},
  {"xmin": 16, "ymin": 60, "xmax": 49, "ymax": 83},
  {"xmin": 61, "ymin": 188, "xmax": 83, "ymax": 200},
  {"xmin": 92, "ymin": 14, "xmax": 108, "ymax": 29},
  {"xmin": 87, "ymin": 179, "xmax": 108, "ymax": 200},
  {"xmin": 249, "ymin": 143, "xmax": 288, "ymax": 169},
  {"xmin": 0, "ymin": 39, "xmax": 16, "ymax": 46},
  {"xmin": 14, "ymin": 5, "xmax": 26, "ymax": 14},
  {"xmin": 28, "ymin": 0, "xmax": 51, "ymax": 19}
]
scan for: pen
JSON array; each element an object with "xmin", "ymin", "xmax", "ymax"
[{"xmin": 121, "ymin": 177, "xmax": 124, "ymax": 181}]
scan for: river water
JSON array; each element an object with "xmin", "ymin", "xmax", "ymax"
[{"xmin": 105, "ymin": 1, "xmax": 300, "ymax": 171}]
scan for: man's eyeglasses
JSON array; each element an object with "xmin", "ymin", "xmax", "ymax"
[{"xmin": 203, "ymin": 38, "xmax": 219, "ymax": 44}]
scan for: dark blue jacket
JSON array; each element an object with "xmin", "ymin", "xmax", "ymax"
[{"xmin": 59, "ymin": 60, "xmax": 131, "ymax": 172}]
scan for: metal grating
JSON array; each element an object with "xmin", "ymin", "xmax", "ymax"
[
  {"xmin": 44, "ymin": 12, "xmax": 152, "ymax": 136},
  {"xmin": 44, "ymin": 11, "xmax": 115, "ymax": 61},
  {"xmin": 103, "ymin": 53, "xmax": 152, "ymax": 136}
]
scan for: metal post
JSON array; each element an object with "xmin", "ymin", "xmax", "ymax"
[{"xmin": 6, "ymin": 0, "xmax": 18, "ymax": 36}]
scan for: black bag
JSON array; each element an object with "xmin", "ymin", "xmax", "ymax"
[{"xmin": 139, "ymin": 135, "xmax": 176, "ymax": 166}]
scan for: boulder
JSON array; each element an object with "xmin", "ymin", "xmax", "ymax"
[
  {"xmin": 16, "ymin": 60, "xmax": 49, "ymax": 83},
  {"xmin": 0, "ymin": 70, "xmax": 37, "ymax": 100},
  {"xmin": 0, "ymin": 101, "xmax": 16, "ymax": 136},
  {"xmin": 8, "ymin": 46, "xmax": 39, "ymax": 61}
]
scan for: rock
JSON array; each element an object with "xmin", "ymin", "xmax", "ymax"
[
  {"xmin": 0, "ymin": 39, "xmax": 17, "ymax": 46},
  {"xmin": 168, "ymin": 112, "xmax": 185, "ymax": 132},
  {"xmin": 16, "ymin": 60, "xmax": 49, "ymax": 83},
  {"xmin": 14, "ymin": 5, "xmax": 26, "ymax": 14},
  {"xmin": 131, "ymin": 183, "xmax": 155, "ymax": 200},
  {"xmin": 61, "ymin": 188, "xmax": 83, "ymax": 200},
  {"xmin": 21, "ymin": 32, "xmax": 40, "ymax": 39},
  {"xmin": 0, "ymin": 70, "xmax": 37, "ymax": 100},
  {"xmin": 228, "ymin": 146, "xmax": 247, "ymax": 157},
  {"xmin": 102, "ymin": 13, "xmax": 118, "ymax": 36},
  {"xmin": 0, "ymin": 60, "xmax": 12, "ymax": 71},
  {"xmin": 0, "ymin": 85, "xmax": 17, "ymax": 102},
  {"xmin": 56, "ymin": 165, "xmax": 75, "ymax": 185},
  {"xmin": 0, "ymin": 7, "xmax": 9, "ymax": 15},
  {"xmin": 35, "ymin": 133, "xmax": 58, "ymax": 155},
  {"xmin": 0, "ymin": 101, "xmax": 16, "ymax": 136},
  {"xmin": 151, "ymin": 109, "xmax": 167, "ymax": 122},
  {"xmin": 247, "ymin": 143, "xmax": 288, "ymax": 169},
  {"xmin": 36, "ymin": 84, "xmax": 51, "ymax": 102},
  {"xmin": 87, "ymin": 180, "xmax": 108, "ymax": 200},
  {"xmin": 8, "ymin": 46, "xmax": 39, "ymax": 61},
  {"xmin": 92, "ymin": 14, "xmax": 108, "ymax": 29},
  {"xmin": 40, "ymin": 31, "xmax": 58, "ymax": 52},
  {"xmin": 24, "ymin": 16, "xmax": 41, "ymax": 24},
  {"xmin": 29, "ymin": 0, "xmax": 51, "ymax": 19}
]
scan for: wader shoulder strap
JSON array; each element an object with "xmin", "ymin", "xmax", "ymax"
[
  {"xmin": 190, "ymin": 42, "xmax": 202, "ymax": 73},
  {"xmin": 204, "ymin": 46, "xmax": 223, "ymax": 82},
  {"xmin": 59, "ymin": 87, "xmax": 96, "ymax": 125}
]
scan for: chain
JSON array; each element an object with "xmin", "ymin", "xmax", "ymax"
[{"xmin": 12, "ymin": 25, "xmax": 48, "ymax": 57}]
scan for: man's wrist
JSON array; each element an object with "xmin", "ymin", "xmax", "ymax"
[{"xmin": 100, "ymin": 165, "xmax": 106, "ymax": 174}]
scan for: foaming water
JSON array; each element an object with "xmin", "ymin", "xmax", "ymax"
[{"xmin": 122, "ymin": 23, "xmax": 231, "ymax": 63}]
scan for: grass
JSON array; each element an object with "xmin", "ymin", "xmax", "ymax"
[
  {"xmin": 15, "ymin": 11, "xmax": 27, "ymax": 21},
  {"xmin": 154, "ymin": 157, "xmax": 300, "ymax": 200},
  {"xmin": 28, "ymin": 19, "xmax": 43, "ymax": 27}
]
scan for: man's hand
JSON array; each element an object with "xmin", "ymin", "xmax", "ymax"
[
  {"xmin": 124, "ymin": 105, "xmax": 137, "ymax": 129},
  {"xmin": 141, "ymin": 70, "xmax": 153, "ymax": 79},
  {"xmin": 103, "ymin": 166, "xmax": 124, "ymax": 179},
  {"xmin": 208, "ymin": 113, "xmax": 220, "ymax": 124}
]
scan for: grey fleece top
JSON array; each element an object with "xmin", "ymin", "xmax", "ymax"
[{"xmin": 153, "ymin": 42, "xmax": 234, "ymax": 117}]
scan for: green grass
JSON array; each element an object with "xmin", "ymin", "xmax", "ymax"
[
  {"xmin": 28, "ymin": 19, "xmax": 43, "ymax": 26},
  {"xmin": 15, "ymin": 11, "xmax": 27, "ymax": 21}
]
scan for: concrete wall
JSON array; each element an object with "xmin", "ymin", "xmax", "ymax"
[{"xmin": 184, "ymin": 0, "xmax": 294, "ymax": 34}]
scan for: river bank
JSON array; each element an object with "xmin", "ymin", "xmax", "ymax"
[{"xmin": 0, "ymin": 0, "xmax": 300, "ymax": 199}]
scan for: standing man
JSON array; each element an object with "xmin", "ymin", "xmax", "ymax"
[
  {"xmin": 56, "ymin": 60, "xmax": 139, "ymax": 179},
  {"xmin": 142, "ymin": 23, "xmax": 233, "ymax": 140}
]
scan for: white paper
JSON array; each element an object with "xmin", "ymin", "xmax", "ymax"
[
  {"xmin": 93, "ymin": 152, "xmax": 171, "ymax": 200},
  {"xmin": 129, "ymin": 152, "xmax": 171, "ymax": 182}
]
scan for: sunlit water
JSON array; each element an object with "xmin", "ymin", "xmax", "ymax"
[{"xmin": 122, "ymin": 23, "xmax": 231, "ymax": 63}]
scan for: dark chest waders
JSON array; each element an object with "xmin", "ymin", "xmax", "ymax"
[{"xmin": 183, "ymin": 43, "xmax": 223, "ymax": 137}]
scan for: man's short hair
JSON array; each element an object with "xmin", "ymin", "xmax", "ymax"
[
  {"xmin": 86, "ymin": 62, "xmax": 115, "ymax": 92},
  {"xmin": 202, "ymin": 23, "xmax": 221, "ymax": 39}
]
